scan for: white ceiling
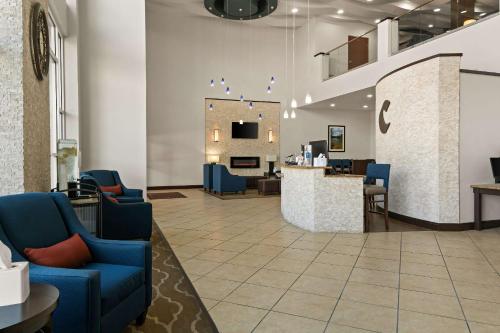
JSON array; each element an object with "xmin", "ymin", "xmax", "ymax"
[
  {"xmin": 301, "ymin": 86, "xmax": 376, "ymax": 112},
  {"xmin": 147, "ymin": 0, "xmax": 431, "ymax": 28}
]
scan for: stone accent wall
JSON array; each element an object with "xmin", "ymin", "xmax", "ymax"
[
  {"xmin": 0, "ymin": 0, "xmax": 50, "ymax": 195},
  {"xmin": 376, "ymin": 56, "xmax": 460, "ymax": 224},
  {"xmin": 205, "ymin": 99, "xmax": 280, "ymax": 177}
]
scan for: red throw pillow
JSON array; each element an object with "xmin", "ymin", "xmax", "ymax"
[
  {"xmin": 24, "ymin": 234, "xmax": 93, "ymax": 268},
  {"xmin": 100, "ymin": 184, "xmax": 122, "ymax": 195},
  {"xmin": 107, "ymin": 196, "xmax": 119, "ymax": 203}
]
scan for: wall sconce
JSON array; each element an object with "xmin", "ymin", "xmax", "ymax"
[
  {"xmin": 268, "ymin": 130, "xmax": 273, "ymax": 143},
  {"xmin": 213, "ymin": 129, "xmax": 220, "ymax": 142}
]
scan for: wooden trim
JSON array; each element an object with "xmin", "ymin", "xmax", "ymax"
[
  {"xmin": 147, "ymin": 185, "xmax": 203, "ymax": 190},
  {"xmin": 386, "ymin": 210, "xmax": 500, "ymax": 230},
  {"xmin": 377, "ymin": 53, "xmax": 463, "ymax": 85},
  {"xmin": 205, "ymin": 97, "xmax": 280, "ymax": 104},
  {"xmin": 460, "ymin": 69, "xmax": 500, "ymax": 77}
]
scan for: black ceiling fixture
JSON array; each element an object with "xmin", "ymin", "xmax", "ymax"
[{"xmin": 204, "ymin": 0, "xmax": 278, "ymax": 20}]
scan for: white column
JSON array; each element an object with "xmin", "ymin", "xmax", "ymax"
[{"xmin": 377, "ymin": 19, "xmax": 394, "ymax": 61}]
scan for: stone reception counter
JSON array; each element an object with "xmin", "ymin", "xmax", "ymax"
[{"xmin": 281, "ymin": 165, "xmax": 364, "ymax": 233}]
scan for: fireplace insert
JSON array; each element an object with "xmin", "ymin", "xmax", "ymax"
[{"xmin": 231, "ymin": 157, "xmax": 260, "ymax": 169}]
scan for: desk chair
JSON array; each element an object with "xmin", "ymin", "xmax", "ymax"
[{"xmin": 363, "ymin": 163, "xmax": 391, "ymax": 232}]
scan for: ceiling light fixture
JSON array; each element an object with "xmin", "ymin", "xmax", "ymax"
[
  {"xmin": 291, "ymin": 8, "xmax": 298, "ymax": 14},
  {"xmin": 428, "ymin": 24, "xmax": 434, "ymax": 28},
  {"xmin": 375, "ymin": 19, "xmax": 381, "ymax": 23},
  {"xmin": 291, "ymin": 110, "xmax": 297, "ymax": 119},
  {"xmin": 304, "ymin": 0, "xmax": 312, "ymax": 105},
  {"xmin": 290, "ymin": 0, "xmax": 297, "ymax": 111},
  {"xmin": 367, "ymin": 94, "xmax": 373, "ymax": 98},
  {"xmin": 363, "ymin": 105, "xmax": 369, "ymax": 109},
  {"xmin": 337, "ymin": 9, "xmax": 344, "ymax": 15},
  {"xmin": 284, "ymin": 110, "xmax": 289, "ymax": 119},
  {"xmin": 330, "ymin": 103, "xmax": 336, "ymax": 107},
  {"xmin": 433, "ymin": 8, "xmax": 441, "ymax": 12}
]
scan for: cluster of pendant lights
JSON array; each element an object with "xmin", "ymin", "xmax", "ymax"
[{"xmin": 208, "ymin": 0, "xmax": 312, "ymax": 121}]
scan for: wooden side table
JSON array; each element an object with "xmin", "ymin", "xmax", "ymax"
[
  {"xmin": 0, "ymin": 283, "xmax": 59, "ymax": 333},
  {"xmin": 258, "ymin": 179, "xmax": 281, "ymax": 195},
  {"xmin": 471, "ymin": 184, "xmax": 500, "ymax": 230}
]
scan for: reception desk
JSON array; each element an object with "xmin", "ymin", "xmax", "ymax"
[{"xmin": 281, "ymin": 165, "xmax": 364, "ymax": 233}]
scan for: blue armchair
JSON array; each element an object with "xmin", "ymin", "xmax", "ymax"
[
  {"xmin": 102, "ymin": 195, "xmax": 152, "ymax": 241},
  {"xmin": 0, "ymin": 193, "xmax": 152, "ymax": 333},
  {"xmin": 212, "ymin": 164, "xmax": 247, "ymax": 195},
  {"xmin": 80, "ymin": 170, "xmax": 144, "ymax": 203},
  {"xmin": 203, "ymin": 163, "xmax": 214, "ymax": 192}
]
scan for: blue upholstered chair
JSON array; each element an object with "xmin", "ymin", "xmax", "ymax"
[
  {"xmin": 102, "ymin": 195, "xmax": 152, "ymax": 241},
  {"xmin": 328, "ymin": 159, "xmax": 342, "ymax": 174},
  {"xmin": 203, "ymin": 164, "xmax": 214, "ymax": 192},
  {"xmin": 0, "ymin": 193, "xmax": 152, "ymax": 333},
  {"xmin": 212, "ymin": 164, "xmax": 247, "ymax": 195},
  {"xmin": 341, "ymin": 159, "xmax": 353, "ymax": 174},
  {"xmin": 80, "ymin": 170, "xmax": 143, "ymax": 203},
  {"xmin": 364, "ymin": 163, "xmax": 391, "ymax": 231}
]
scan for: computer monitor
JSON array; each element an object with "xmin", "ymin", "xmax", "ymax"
[
  {"xmin": 490, "ymin": 158, "xmax": 500, "ymax": 183},
  {"xmin": 309, "ymin": 140, "xmax": 328, "ymax": 159}
]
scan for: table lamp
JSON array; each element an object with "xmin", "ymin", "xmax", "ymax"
[
  {"xmin": 266, "ymin": 155, "xmax": 278, "ymax": 176},
  {"xmin": 207, "ymin": 155, "xmax": 220, "ymax": 164}
]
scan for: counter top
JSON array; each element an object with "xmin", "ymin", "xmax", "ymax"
[
  {"xmin": 471, "ymin": 184, "xmax": 500, "ymax": 190},
  {"xmin": 281, "ymin": 164, "xmax": 332, "ymax": 170}
]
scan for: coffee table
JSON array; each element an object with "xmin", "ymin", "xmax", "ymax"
[{"xmin": 258, "ymin": 178, "xmax": 281, "ymax": 195}]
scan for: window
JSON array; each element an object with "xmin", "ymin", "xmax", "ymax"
[{"xmin": 48, "ymin": 12, "xmax": 65, "ymax": 190}]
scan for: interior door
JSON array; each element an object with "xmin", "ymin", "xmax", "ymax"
[{"xmin": 348, "ymin": 35, "xmax": 369, "ymax": 70}]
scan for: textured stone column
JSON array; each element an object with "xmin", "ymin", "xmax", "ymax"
[{"xmin": 0, "ymin": 0, "xmax": 50, "ymax": 195}]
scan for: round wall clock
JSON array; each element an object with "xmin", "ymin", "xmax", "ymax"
[{"xmin": 30, "ymin": 3, "xmax": 49, "ymax": 81}]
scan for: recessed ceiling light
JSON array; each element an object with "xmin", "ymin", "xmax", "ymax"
[
  {"xmin": 209, "ymin": 7, "xmax": 212, "ymax": 10},
  {"xmin": 375, "ymin": 19, "xmax": 381, "ymax": 23},
  {"xmin": 239, "ymin": 8, "xmax": 243, "ymax": 12},
  {"xmin": 271, "ymin": 6, "xmax": 274, "ymax": 9},
  {"xmin": 433, "ymin": 8, "xmax": 441, "ymax": 12},
  {"xmin": 363, "ymin": 105, "xmax": 369, "ymax": 109},
  {"xmin": 460, "ymin": 10, "xmax": 467, "ymax": 14},
  {"xmin": 337, "ymin": 9, "xmax": 344, "ymax": 14},
  {"xmin": 428, "ymin": 24, "xmax": 434, "ymax": 28},
  {"xmin": 330, "ymin": 103, "xmax": 336, "ymax": 107},
  {"xmin": 291, "ymin": 8, "xmax": 299, "ymax": 14},
  {"xmin": 367, "ymin": 94, "xmax": 373, "ymax": 98},
  {"xmin": 479, "ymin": 12, "xmax": 486, "ymax": 17},
  {"xmin": 366, "ymin": 0, "xmax": 373, "ymax": 2}
]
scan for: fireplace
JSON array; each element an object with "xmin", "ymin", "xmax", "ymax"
[{"xmin": 230, "ymin": 156, "xmax": 260, "ymax": 169}]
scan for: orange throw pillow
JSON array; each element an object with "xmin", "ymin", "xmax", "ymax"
[
  {"xmin": 100, "ymin": 184, "xmax": 122, "ymax": 195},
  {"xmin": 24, "ymin": 234, "xmax": 93, "ymax": 268}
]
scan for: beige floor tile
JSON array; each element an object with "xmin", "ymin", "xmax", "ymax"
[
  {"xmin": 461, "ymin": 298, "xmax": 500, "ymax": 326},
  {"xmin": 325, "ymin": 323, "xmax": 374, "ymax": 333},
  {"xmin": 272, "ymin": 290, "xmax": 337, "ymax": 321},
  {"xmin": 349, "ymin": 268, "xmax": 399, "ymax": 288},
  {"xmin": 206, "ymin": 263, "xmax": 260, "ymax": 282},
  {"xmin": 360, "ymin": 247, "xmax": 401, "ymax": 261},
  {"xmin": 401, "ymin": 251, "xmax": 445, "ymax": 266},
  {"xmin": 401, "ymin": 243, "xmax": 441, "ymax": 255},
  {"xmin": 400, "ymin": 261, "xmax": 450, "ymax": 279},
  {"xmin": 448, "ymin": 267, "xmax": 500, "ymax": 286},
  {"xmin": 254, "ymin": 311, "xmax": 327, "ymax": 333},
  {"xmin": 202, "ymin": 230, "xmax": 242, "ymax": 241},
  {"xmin": 440, "ymin": 246, "xmax": 484, "ymax": 259},
  {"xmin": 277, "ymin": 247, "xmax": 319, "ymax": 262},
  {"xmin": 247, "ymin": 269, "xmax": 299, "ymax": 289},
  {"xmin": 299, "ymin": 232, "xmax": 335, "ymax": 243},
  {"xmin": 187, "ymin": 238, "xmax": 225, "ymax": 249},
  {"xmin": 201, "ymin": 297, "xmax": 219, "ymax": 310},
  {"xmin": 209, "ymin": 301, "xmax": 267, "ymax": 333},
  {"xmin": 291, "ymin": 275, "xmax": 345, "ymax": 298},
  {"xmin": 329, "ymin": 237, "xmax": 366, "ymax": 247},
  {"xmin": 214, "ymin": 240, "xmax": 253, "ymax": 252},
  {"xmin": 399, "ymin": 273, "xmax": 455, "ymax": 296},
  {"xmin": 469, "ymin": 321, "xmax": 500, "ymax": 333},
  {"xmin": 181, "ymin": 258, "xmax": 222, "ymax": 275},
  {"xmin": 195, "ymin": 249, "xmax": 239, "ymax": 263},
  {"xmin": 399, "ymin": 289, "xmax": 464, "ymax": 319},
  {"xmin": 364, "ymin": 239, "xmax": 400, "ymax": 251},
  {"xmin": 228, "ymin": 253, "xmax": 275, "ymax": 268},
  {"xmin": 444, "ymin": 256, "xmax": 494, "ymax": 272},
  {"xmin": 398, "ymin": 310, "xmax": 469, "ymax": 333},
  {"xmin": 224, "ymin": 283, "xmax": 286, "ymax": 309},
  {"xmin": 172, "ymin": 245, "xmax": 207, "ymax": 259},
  {"xmin": 331, "ymin": 299, "xmax": 397, "ymax": 333},
  {"xmin": 245, "ymin": 244, "xmax": 285, "ymax": 256},
  {"xmin": 260, "ymin": 234, "xmax": 302, "ymax": 247},
  {"xmin": 342, "ymin": 281, "xmax": 398, "ymax": 308},
  {"xmin": 323, "ymin": 244, "xmax": 363, "ymax": 256},
  {"xmin": 315, "ymin": 252, "xmax": 358, "ymax": 267},
  {"xmin": 355, "ymin": 256, "xmax": 400, "ymax": 273},
  {"xmin": 454, "ymin": 280, "xmax": 500, "ymax": 304},
  {"xmin": 303, "ymin": 262, "xmax": 352, "ymax": 281},
  {"xmin": 193, "ymin": 276, "xmax": 241, "ymax": 300},
  {"xmin": 264, "ymin": 257, "xmax": 310, "ymax": 274},
  {"xmin": 290, "ymin": 239, "xmax": 328, "ymax": 251}
]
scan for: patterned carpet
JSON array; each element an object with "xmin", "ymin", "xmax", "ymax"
[{"xmin": 126, "ymin": 225, "xmax": 218, "ymax": 333}]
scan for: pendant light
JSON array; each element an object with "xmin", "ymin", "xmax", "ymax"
[
  {"xmin": 258, "ymin": 113, "xmax": 263, "ymax": 121},
  {"xmin": 210, "ymin": 79, "xmax": 215, "ymax": 87},
  {"xmin": 267, "ymin": 86, "xmax": 272, "ymax": 94},
  {"xmin": 283, "ymin": 0, "xmax": 289, "ymax": 119},
  {"xmin": 291, "ymin": 109, "xmax": 296, "ymax": 119},
  {"xmin": 291, "ymin": 1, "xmax": 297, "ymax": 110},
  {"xmin": 209, "ymin": 103, "xmax": 214, "ymax": 111},
  {"xmin": 226, "ymin": 86, "xmax": 231, "ymax": 95},
  {"xmin": 291, "ymin": 99, "xmax": 298, "ymax": 108},
  {"xmin": 284, "ymin": 110, "xmax": 289, "ymax": 119},
  {"xmin": 240, "ymin": 94, "xmax": 244, "ymax": 102},
  {"xmin": 221, "ymin": 77, "xmax": 225, "ymax": 85},
  {"xmin": 249, "ymin": 101, "xmax": 254, "ymax": 110},
  {"xmin": 304, "ymin": 0, "xmax": 312, "ymax": 105},
  {"xmin": 271, "ymin": 76, "xmax": 276, "ymax": 84}
]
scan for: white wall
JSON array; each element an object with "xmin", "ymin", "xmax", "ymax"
[
  {"xmin": 146, "ymin": 3, "xmax": 288, "ymax": 187},
  {"xmin": 78, "ymin": 0, "xmax": 147, "ymax": 192},
  {"xmin": 460, "ymin": 72, "xmax": 500, "ymax": 223},
  {"xmin": 281, "ymin": 108, "xmax": 375, "ymax": 159}
]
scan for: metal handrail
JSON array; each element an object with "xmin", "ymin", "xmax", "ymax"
[
  {"xmin": 393, "ymin": 0, "xmax": 436, "ymax": 20},
  {"xmin": 319, "ymin": 27, "xmax": 377, "ymax": 56}
]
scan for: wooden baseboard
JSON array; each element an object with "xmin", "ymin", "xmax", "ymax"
[
  {"xmin": 386, "ymin": 210, "xmax": 500, "ymax": 231},
  {"xmin": 147, "ymin": 185, "xmax": 203, "ymax": 190}
]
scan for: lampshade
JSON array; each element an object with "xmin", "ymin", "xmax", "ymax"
[
  {"xmin": 213, "ymin": 129, "xmax": 220, "ymax": 142},
  {"xmin": 207, "ymin": 155, "xmax": 220, "ymax": 164},
  {"xmin": 266, "ymin": 154, "xmax": 278, "ymax": 162}
]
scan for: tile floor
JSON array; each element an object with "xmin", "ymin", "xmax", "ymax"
[{"xmin": 152, "ymin": 189, "xmax": 500, "ymax": 333}]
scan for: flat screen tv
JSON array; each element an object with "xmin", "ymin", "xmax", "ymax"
[{"xmin": 232, "ymin": 122, "xmax": 258, "ymax": 139}]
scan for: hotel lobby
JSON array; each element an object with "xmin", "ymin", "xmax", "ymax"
[{"xmin": 1, "ymin": 0, "xmax": 500, "ymax": 332}]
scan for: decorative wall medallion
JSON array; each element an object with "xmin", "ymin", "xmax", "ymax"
[
  {"xmin": 29, "ymin": 3, "xmax": 49, "ymax": 81},
  {"xmin": 379, "ymin": 100, "xmax": 391, "ymax": 134}
]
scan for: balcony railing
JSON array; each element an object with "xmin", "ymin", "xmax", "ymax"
[
  {"xmin": 393, "ymin": 0, "xmax": 499, "ymax": 53},
  {"xmin": 319, "ymin": 28, "xmax": 378, "ymax": 81}
]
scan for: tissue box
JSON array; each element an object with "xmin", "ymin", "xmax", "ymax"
[
  {"xmin": 0, "ymin": 261, "xmax": 30, "ymax": 306},
  {"xmin": 314, "ymin": 157, "xmax": 328, "ymax": 167}
]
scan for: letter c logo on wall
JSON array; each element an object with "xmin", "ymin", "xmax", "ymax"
[{"xmin": 379, "ymin": 100, "xmax": 391, "ymax": 134}]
